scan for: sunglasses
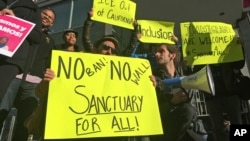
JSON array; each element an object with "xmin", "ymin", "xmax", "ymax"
[{"xmin": 102, "ymin": 44, "xmax": 116, "ymax": 54}]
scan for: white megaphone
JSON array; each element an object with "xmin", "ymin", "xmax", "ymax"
[{"xmin": 162, "ymin": 65, "xmax": 215, "ymax": 96}]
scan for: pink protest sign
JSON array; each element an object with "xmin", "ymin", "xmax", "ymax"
[{"xmin": 0, "ymin": 15, "xmax": 35, "ymax": 57}]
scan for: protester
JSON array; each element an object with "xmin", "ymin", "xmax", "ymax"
[
  {"xmin": 195, "ymin": 63, "xmax": 243, "ymax": 141},
  {"xmin": 0, "ymin": 0, "xmax": 42, "ymax": 101},
  {"xmin": 54, "ymin": 28, "xmax": 83, "ymax": 52},
  {"xmin": 123, "ymin": 21, "xmax": 189, "ymax": 141},
  {"xmin": 79, "ymin": 8, "xmax": 135, "ymax": 141},
  {"xmin": 149, "ymin": 43, "xmax": 206, "ymax": 141},
  {"xmin": 189, "ymin": 37, "xmax": 245, "ymax": 141},
  {"xmin": 0, "ymin": 7, "xmax": 56, "ymax": 141},
  {"xmin": 26, "ymin": 17, "xmax": 119, "ymax": 140},
  {"xmin": 25, "ymin": 26, "xmax": 85, "ymax": 141},
  {"xmin": 82, "ymin": 8, "xmax": 119, "ymax": 56},
  {"xmin": 0, "ymin": 0, "xmax": 42, "ymax": 136}
]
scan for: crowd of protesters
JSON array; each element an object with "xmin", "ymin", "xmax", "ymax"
[{"xmin": 0, "ymin": 1, "xmax": 248, "ymax": 141}]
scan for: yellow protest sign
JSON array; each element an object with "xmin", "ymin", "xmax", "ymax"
[
  {"xmin": 92, "ymin": 0, "xmax": 136, "ymax": 29},
  {"xmin": 44, "ymin": 50, "xmax": 163, "ymax": 139},
  {"xmin": 180, "ymin": 22, "xmax": 244, "ymax": 65},
  {"xmin": 137, "ymin": 20, "xmax": 175, "ymax": 44}
]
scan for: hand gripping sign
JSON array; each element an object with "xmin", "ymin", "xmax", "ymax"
[
  {"xmin": 44, "ymin": 50, "xmax": 163, "ymax": 140},
  {"xmin": 0, "ymin": 15, "xmax": 35, "ymax": 57}
]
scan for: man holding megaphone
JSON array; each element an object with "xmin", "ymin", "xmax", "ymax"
[{"xmin": 149, "ymin": 43, "xmax": 206, "ymax": 141}]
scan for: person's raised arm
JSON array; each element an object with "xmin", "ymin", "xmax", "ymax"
[
  {"xmin": 123, "ymin": 20, "xmax": 141, "ymax": 56},
  {"xmin": 82, "ymin": 8, "xmax": 94, "ymax": 52}
]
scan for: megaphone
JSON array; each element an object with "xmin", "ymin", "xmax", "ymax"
[{"xmin": 161, "ymin": 65, "xmax": 215, "ymax": 96}]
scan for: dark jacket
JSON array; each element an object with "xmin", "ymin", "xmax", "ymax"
[
  {"xmin": 151, "ymin": 67, "xmax": 199, "ymax": 141},
  {"xmin": 123, "ymin": 24, "xmax": 141, "ymax": 57},
  {"xmin": 82, "ymin": 15, "xmax": 94, "ymax": 52},
  {"xmin": 28, "ymin": 30, "xmax": 54, "ymax": 78},
  {"xmin": 153, "ymin": 67, "xmax": 185, "ymax": 104},
  {"xmin": 0, "ymin": 0, "xmax": 42, "ymax": 72}
]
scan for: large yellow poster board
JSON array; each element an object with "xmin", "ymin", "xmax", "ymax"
[
  {"xmin": 180, "ymin": 22, "xmax": 244, "ymax": 65},
  {"xmin": 137, "ymin": 20, "xmax": 175, "ymax": 44},
  {"xmin": 92, "ymin": 0, "xmax": 136, "ymax": 29},
  {"xmin": 44, "ymin": 50, "xmax": 163, "ymax": 139}
]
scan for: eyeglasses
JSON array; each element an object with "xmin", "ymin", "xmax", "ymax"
[{"xmin": 102, "ymin": 44, "xmax": 116, "ymax": 54}]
